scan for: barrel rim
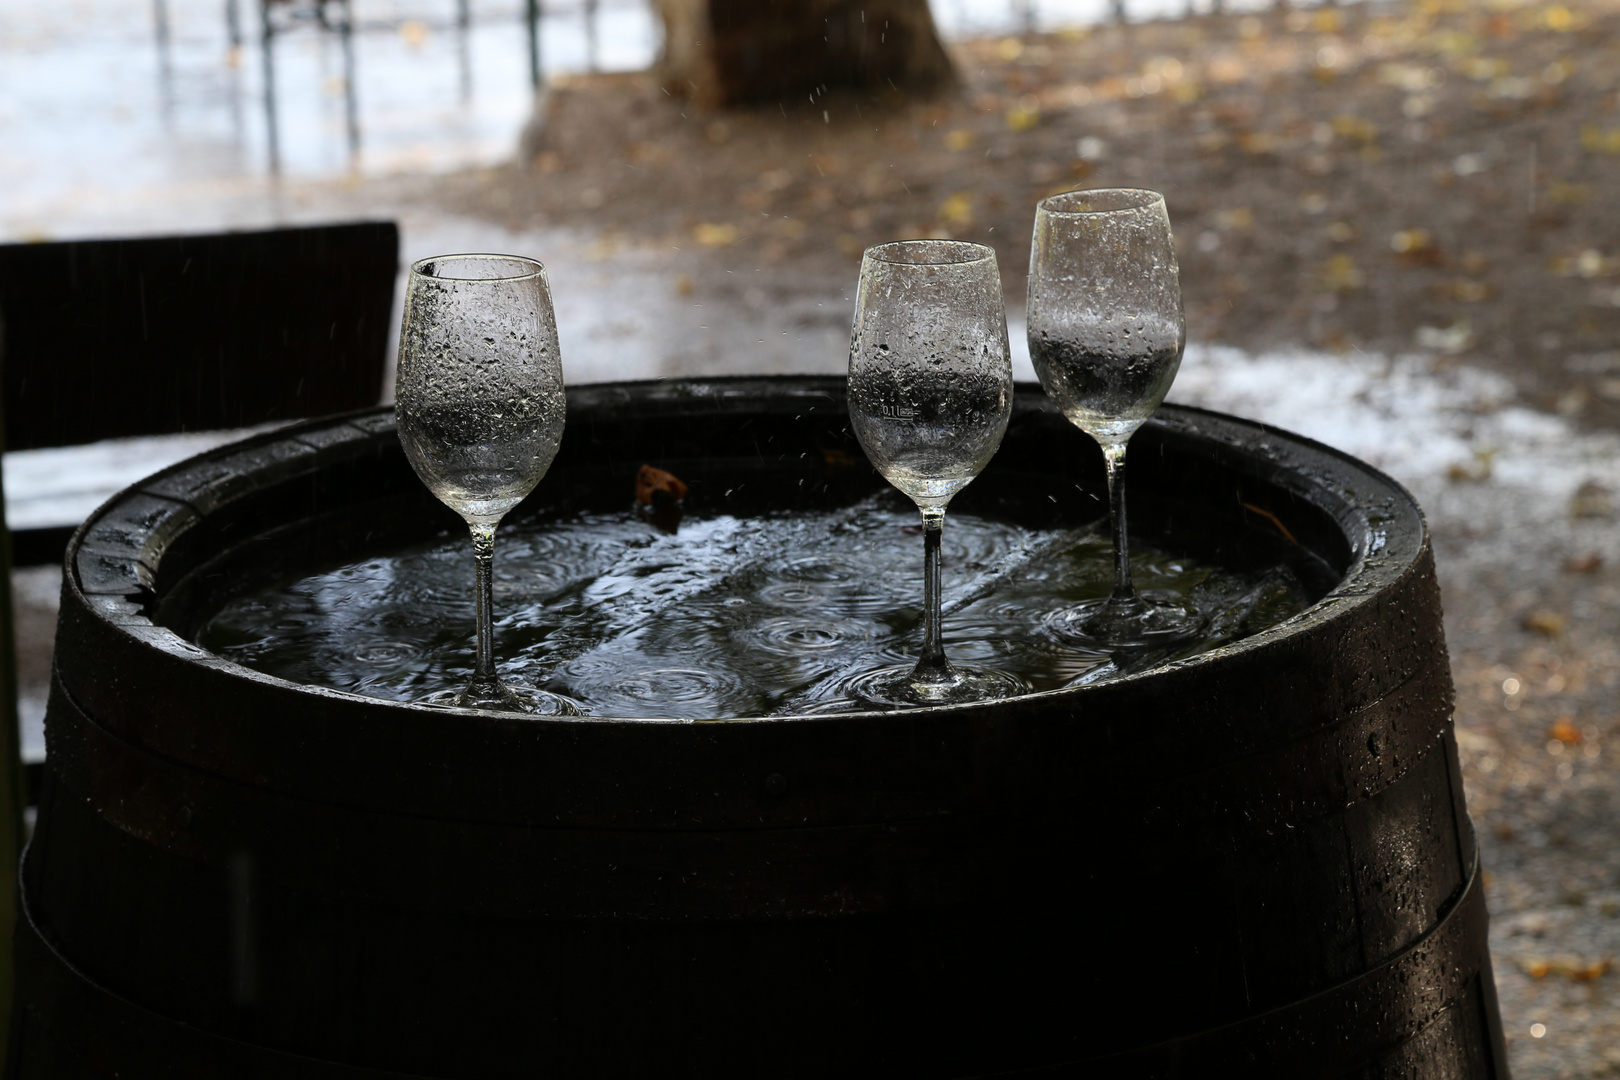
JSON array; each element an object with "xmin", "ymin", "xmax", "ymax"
[{"xmin": 61, "ymin": 375, "xmax": 1428, "ymax": 726}]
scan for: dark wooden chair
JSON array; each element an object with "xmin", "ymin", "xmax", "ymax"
[
  {"xmin": 0, "ymin": 221, "xmax": 396, "ymax": 1059},
  {"xmin": 0, "ymin": 220, "xmax": 399, "ymax": 813},
  {"xmin": 0, "ymin": 220, "xmax": 399, "ymax": 565}
]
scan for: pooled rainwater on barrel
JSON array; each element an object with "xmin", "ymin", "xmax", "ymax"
[{"xmin": 195, "ymin": 491, "xmax": 1312, "ymax": 717}]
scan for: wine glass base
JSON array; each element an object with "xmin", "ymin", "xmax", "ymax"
[
  {"xmin": 844, "ymin": 663, "xmax": 1031, "ymax": 709},
  {"xmin": 421, "ymin": 682, "xmax": 582, "ymax": 717},
  {"xmin": 1044, "ymin": 594, "xmax": 1209, "ymax": 649}
]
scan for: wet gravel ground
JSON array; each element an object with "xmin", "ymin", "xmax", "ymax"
[{"xmin": 1438, "ymin": 505, "xmax": 1620, "ymax": 1078}]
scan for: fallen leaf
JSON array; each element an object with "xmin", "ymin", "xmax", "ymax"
[
  {"xmin": 635, "ymin": 464, "xmax": 689, "ymax": 506},
  {"xmin": 1571, "ymin": 958, "xmax": 1610, "ymax": 981},
  {"xmin": 1391, "ymin": 228, "xmax": 1443, "ymax": 266},
  {"xmin": 1541, "ymin": 4, "xmax": 1576, "ymax": 31},
  {"xmin": 1549, "ymin": 718, "xmax": 1581, "ymax": 744},
  {"xmin": 1550, "ymin": 249, "xmax": 1619, "ymax": 278},
  {"xmin": 937, "ymin": 192, "xmax": 975, "ymax": 229},
  {"xmin": 1571, "ymin": 480, "xmax": 1614, "ymax": 519},
  {"xmin": 1522, "ymin": 611, "xmax": 1567, "ymax": 637},
  {"xmin": 1237, "ymin": 130, "xmax": 1280, "ymax": 155},
  {"xmin": 1550, "ymin": 182, "xmax": 1589, "ymax": 205},
  {"xmin": 1331, "ymin": 114, "xmax": 1379, "ymax": 146},
  {"xmin": 1523, "ymin": 954, "xmax": 1611, "ymax": 980},
  {"xmin": 1317, "ymin": 254, "xmax": 1365, "ymax": 293},
  {"xmin": 1580, "ymin": 124, "xmax": 1620, "ymax": 154},
  {"xmin": 694, "ymin": 223, "xmax": 739, "ymax": 248},
  {"xmin": 1563, "ymin": 552, "xmax": 1603, "ymax": 573},
  {"xmin": 1006, "ymin": 97, "xmax": 1041, "ymax": 131},
  {"xmin": 1447, "ymin": 447, "xmax": 1494, "ymax": 482}
]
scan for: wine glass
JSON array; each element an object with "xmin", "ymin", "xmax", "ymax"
[
  {"xmin": 394, "ymin": 254, "xmax": 579, "ymax": 715},
  {"xmin": 845, "ymin": 240, "xmax": 1029, "ymax": 707},
  {"xmin": 1027, "ymin": 188, "xmax": 1207, "ymax": 647}
]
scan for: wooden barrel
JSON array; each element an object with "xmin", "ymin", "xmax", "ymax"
[{"xmin": 14, "ymin": 377, "xmax": 1508, "ymax": 1078}]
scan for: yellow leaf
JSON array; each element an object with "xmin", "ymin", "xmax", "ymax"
[
  {"xmin": 694, "ymin": 223, "xmax": 739, "ymax": 248},
  {"xmin": 1317, "ymin": 254, "xmax": 1365, "ymax": 293},
  {"xmin": 1006, "ymin": 97, "xmax": 1041, "ymax": 132},
  {"xmin": 937, "ymin": 192, "xmax": 975, "ymax": 229},
  {"xmin": 944, "ymin": 128, "xmax": 975, "ymax": 151},
  {"xmin": 1580, "ymin": 125, "xmax": 1620, "ymax": 154},
  {"xmin": 1331, "ymin": 114, "xmax": 1379, "ymax": 145},
  {"xmin": 1550, "ymin": 249, "xmax": 1619, "ymax": 278},
  {"xmin": 1390, "ymin": 228, "xmax": 1433, "ymax": 254},
  {"xmin": 1550, "ymin": 182, "xmax": 1589, "ymax": 205},
  {"xmin": 1237, "ymin": 131, "xmax": 1279, "ymax": 154},
  {"xmin": 1522, "ymin": 611, "xmax": 1566, "ymax": 636}
]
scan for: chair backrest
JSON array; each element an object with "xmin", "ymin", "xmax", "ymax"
[{"xmin": 0, "ymin": 221, "xmax": 398, "ymax": 451}]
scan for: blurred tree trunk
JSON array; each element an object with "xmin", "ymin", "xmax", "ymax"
[{"xmin": 654, "ymin": 0, "xmax": 953, "ymax": 107}]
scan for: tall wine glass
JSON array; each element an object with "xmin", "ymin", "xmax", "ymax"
[
  {"xmin": 845, "ymin": 240, "xmax": 1028, "ymax": 707},
  {"xmin": 1027, "ymin": 188, "xmax": 1206, "ymax": 647},
  {"xmin": 395, "ymin": 254, "xmax": 578, "ymax": 715}
]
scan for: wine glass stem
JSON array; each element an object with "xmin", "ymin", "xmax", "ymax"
[
  {"xmin": 1101, "ymin": 440, "xmax": 1136, "ymax": 602},
  {"xmin": 470, "ymin": 521, "xmax": 500, "ymax": 688},
  {"xmin": 915, "ymin": 507, "xmax": 952, "ymax": 680}
]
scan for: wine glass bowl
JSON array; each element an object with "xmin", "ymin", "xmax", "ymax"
[
  {"xmin": 1027, "ymin": 189, "xmax": 1208, "ymax": 648},
  {"xmin": 395, "ymin": 254, "xmax": 579, "ymax": 715},
  {"xmin": 846, "ymin": 240, "xmax": 1030, "ymax": 707}
]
